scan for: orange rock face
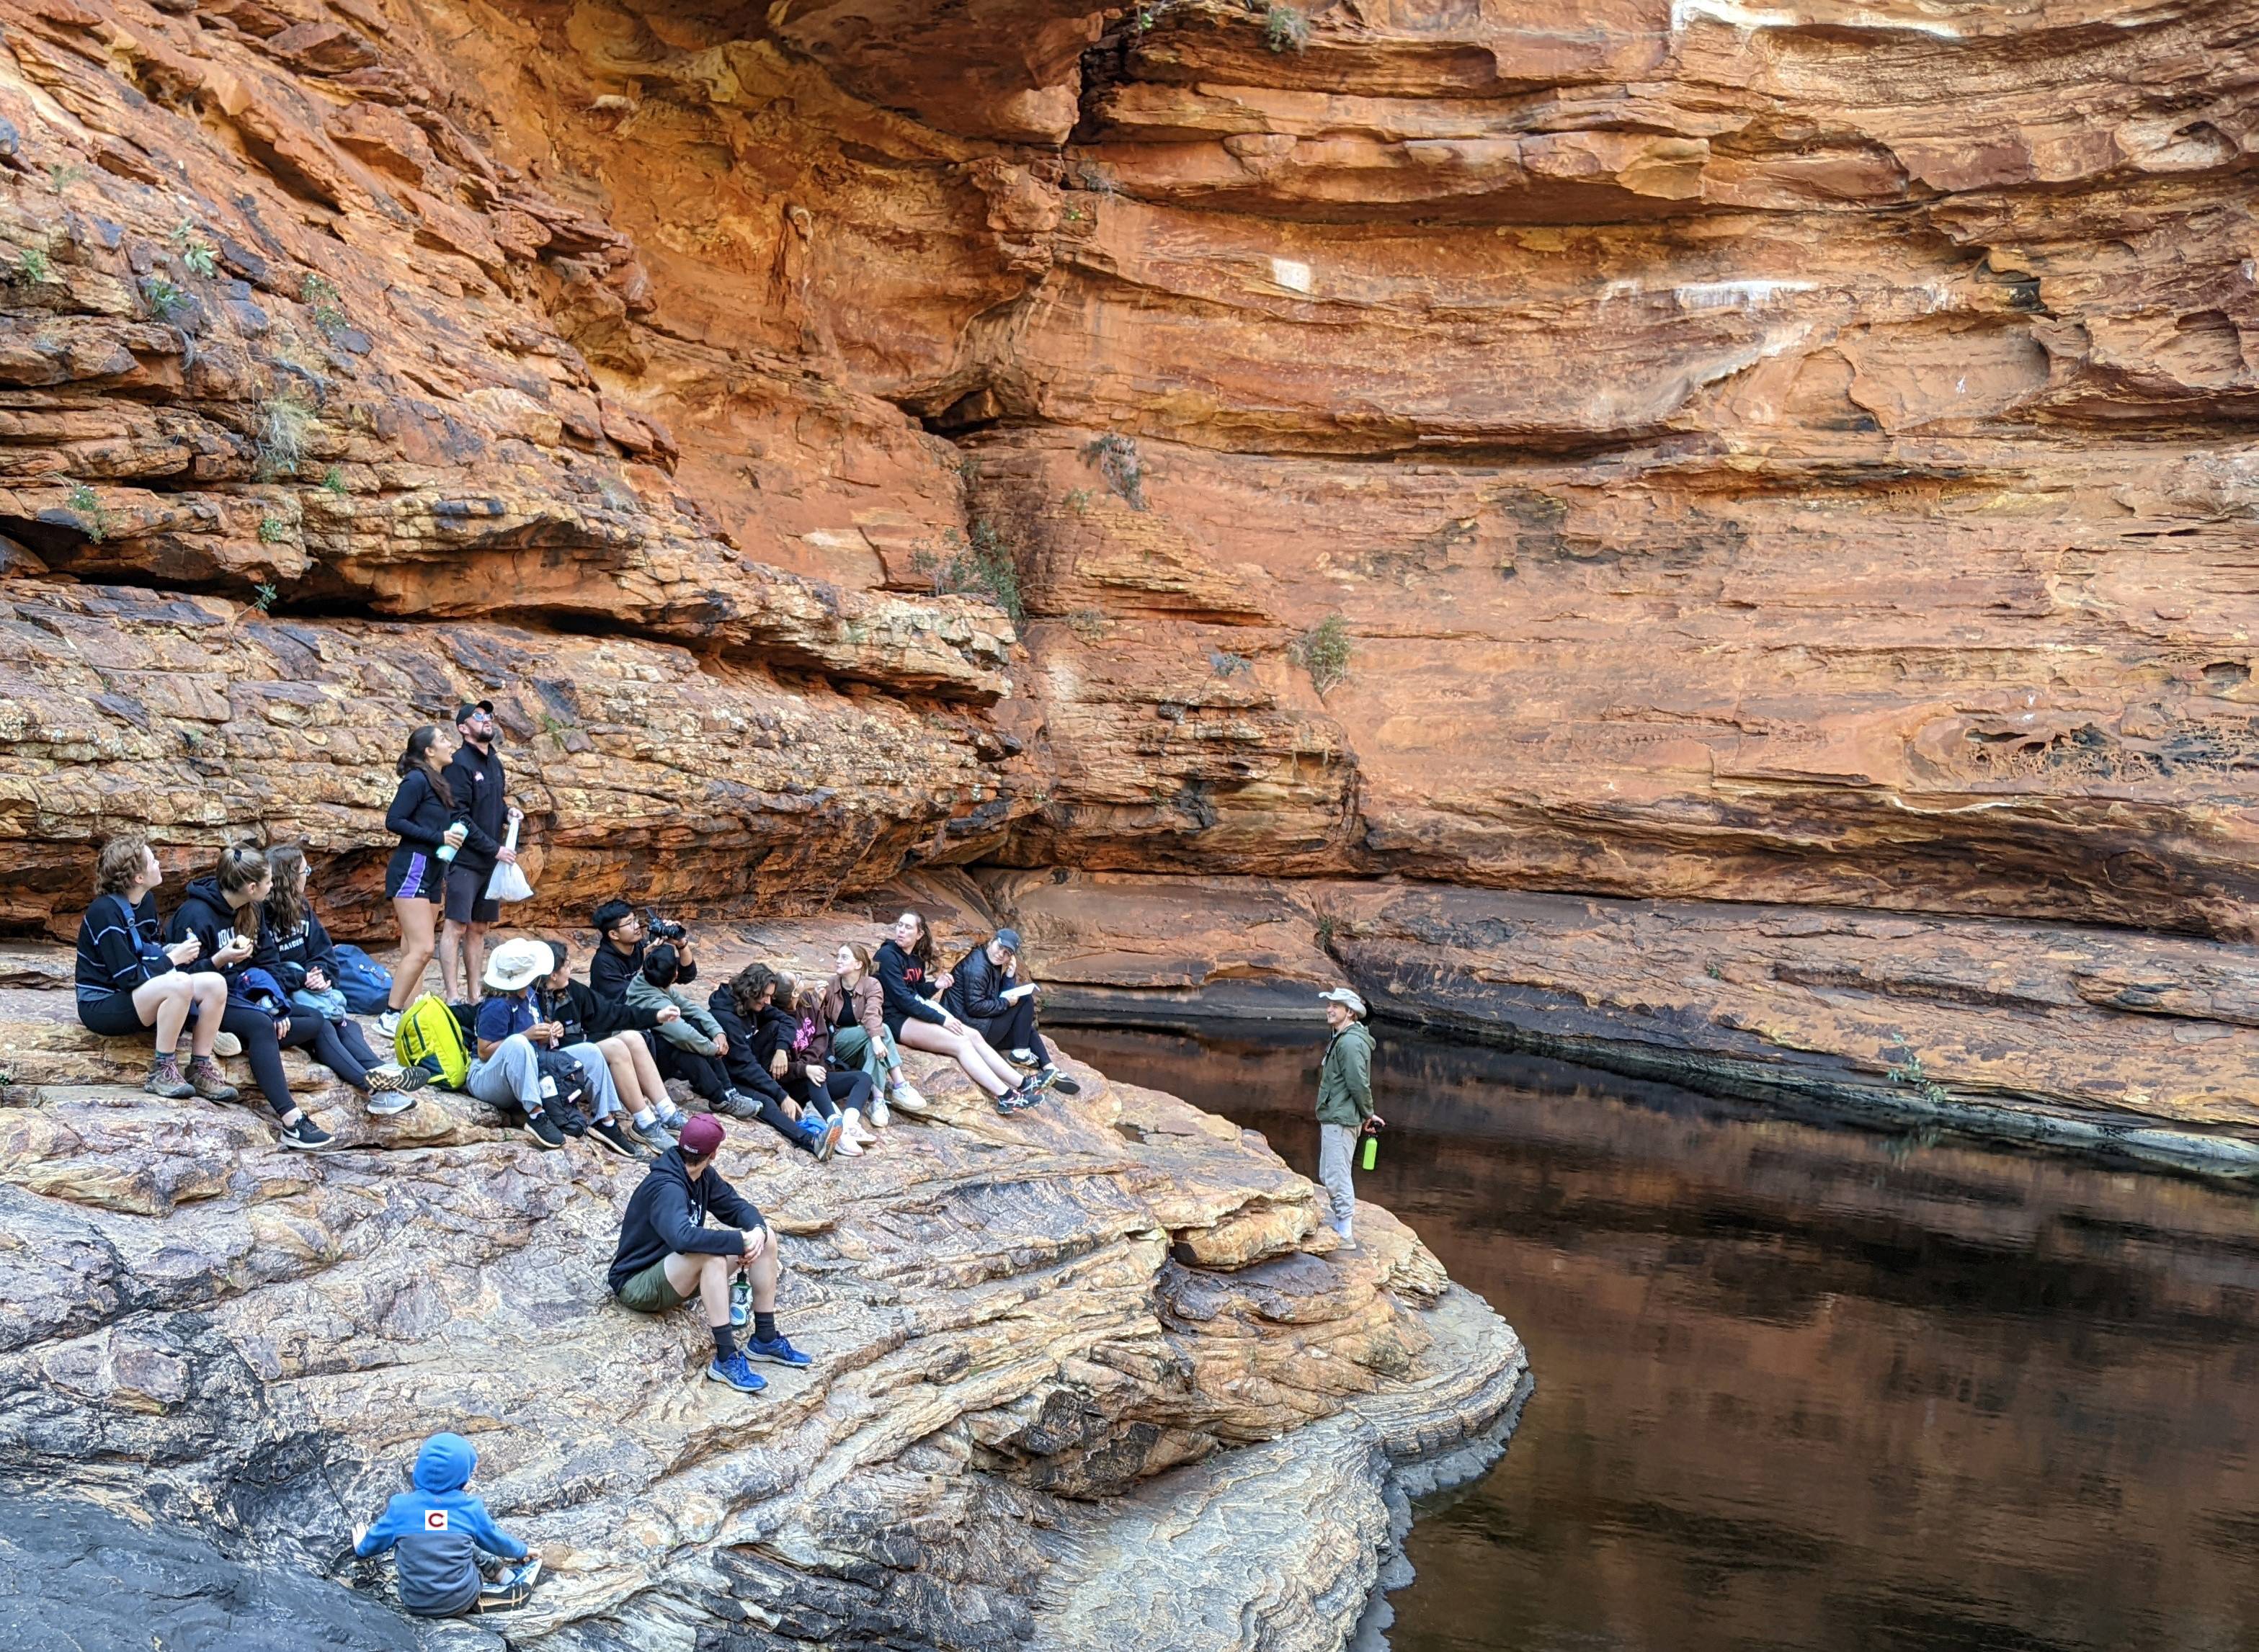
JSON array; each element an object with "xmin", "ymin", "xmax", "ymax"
[{"xmin": 1, "ymin": 0, "xmax": 2255, "ymax": 1015}]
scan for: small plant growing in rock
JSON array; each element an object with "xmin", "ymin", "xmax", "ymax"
[
  {"xmin": 1064, "ymin": 488, "xmax": 1092, "ymax": 514},
  {"xmin": 1066, "ymin": 607, "xmax": 1109, "ymax": 640},
  {"xmin": 257, "ymin": 517, "xmax": 289, "ymax": 545},
  {"xmin": 1314, "ymin": 914, "xmax": 1336, "ymax": 952},
  {"xmin": 1886, "ymin": 1046, "xmax": 1952, "ymax": 1107},
  {"xmin": 300, "ymin": 272, "xmax": 349, "ymax": 339},
  {"xmin": 171, "ymin": 220, "xmax": 218, "ymax": 278},
  {"xmin": 251, "ymin": 580, "xmax": 279, "ymax": 611},
  {"xmin": 141, "ymin": 274, "xmax": 189, "ymax": 321},
  {"xmin": 321, "ymin": 464, "xmax": 349, "ymax": 496},
  {"xmin": 254, "ymin": 397, "xmax": 314, "ymax": 478},
  {"xmin": 915, "ymin": 523, "xmax": 1026, "ymax": 626},
  {"xmin": 12, "ymin": 246, "xmax": 50, "ymax": 285},
  {"xmin": 1208, "ymin": 648, "xmax": 1252, "ymax": 677},
  {"xmin": 65, "ymin": 481, "xmax": 109, "ymax": 543},
  {"xmin": 1289, "ymin": 612, "xmax": 1351, "ymax": 697},
  {"xmin": 1082, "ymin": 432, "xmax": 1148, "ymax": 511},
  {"xmin": 1263, "ymin": 2, "xmax": 1311, "ymax": 51}
]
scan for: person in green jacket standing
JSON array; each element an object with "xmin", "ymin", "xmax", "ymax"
[{"xmin": 1314, "ymin": 987, "xmax": 1380, "ymax": 1243}]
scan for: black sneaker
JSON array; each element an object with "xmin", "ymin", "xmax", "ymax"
[
  {"xmin": 280, "ymin": 1115, "xmax": 334, "ymax": 1151},
  {"xmin": 523, "ymin": 1111, "xmax": 567, "ymax": 1150},
  {"xmin": 1042, "ymin": 1066, "xmax": 1081, "ymax": 1097},
  {"xmin": 591, "ymin": 1118, "xmax": 646, "ymax": 1158}
]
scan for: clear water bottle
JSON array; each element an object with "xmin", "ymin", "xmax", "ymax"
[{"xmin": 436, "ymin": 824, "xmax": 466, "ymax": 863}]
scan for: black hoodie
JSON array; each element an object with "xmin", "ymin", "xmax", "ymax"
[
  {"xmin": 606, "ymin": 1147, "xmax": 765, "ymax": 1293},
  {"xmin": 704, "ymin": 986, "xmax": 793, "ymax": 1105},
  {"xmin": 165, "ymin": 876, "xmax": 280, "ymax": 991},
  {"xmin": 873, "ymin": 939, "xmax": 947, "ymax": 1037}
]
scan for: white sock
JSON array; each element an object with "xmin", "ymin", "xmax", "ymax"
[{"xmin": 633, "ymin": 1107, "xmax": 657, "ymax": 1128}]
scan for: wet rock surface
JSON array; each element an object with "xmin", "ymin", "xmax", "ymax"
[{"xmin": 0, "ymin": 926, "xmax": 1525, "ymax": 1650}]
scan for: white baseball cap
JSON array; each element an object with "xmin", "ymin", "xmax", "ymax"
[{"xmin": 1317, "ymin": 987, "xmax": 1366, "ymax": 1018}]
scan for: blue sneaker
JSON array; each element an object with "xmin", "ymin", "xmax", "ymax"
[
  {"xmin": 743, "ymin": 1334, "xmax": 813, "ymax": 1370},
  {"xmin": 705, "ymin": 1352, "xmax": 767, "ymax": 1393}
]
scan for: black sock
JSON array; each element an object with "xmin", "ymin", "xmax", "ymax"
[
  {"xmin": 753, "ymin": 1311, "xmax": 777, "ymax": 1344},
  {"xmin": 711, "ymin": 1323, "xmax": 736, "ymax": 1362}
]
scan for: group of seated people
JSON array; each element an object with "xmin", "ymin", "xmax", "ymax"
[{"xmin": 73, "ymin": 835, "xmax": 1079, "ymax": 1164}]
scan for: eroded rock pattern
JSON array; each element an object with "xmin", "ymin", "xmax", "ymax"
[{"xmin": 0, "ymin": 927, "xmax": 1525, "ymax": 1650}]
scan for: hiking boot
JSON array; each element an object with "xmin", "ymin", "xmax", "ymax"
[
  {"xmin": 743, "ymin": 1333, "xmax": 813, "ymax": 1370},
  {"xmin": 887, "ymin": 1081, "xmax": 930, "ymax": 1116},
  {"xmin": 522, "ymin": 1110, "xmax": 566, "ymax": 1150},
  {"xmin": 591, "ymin": 1118, "xmax": 646, "ymax": 1159},
  {"xmin": 1043, "ymin": 1066, "xmax": 1082, "ymax": 1097},
  {"xmin": 631, "ymin": 1117, "xmax": 675, "ymax": 1153},
  {"xmin": 279, "ymin": 1114, "xmax": 334, "ymax": 1151},
  {"xmin": 729, "ymin": 1278, "xmax": 752, "ymax": 1329},
  {"xmin": 705, "ymin": 1352, "xmax": 767, "ymax": 1394},
  {"xmin": 210, "ymin": 1030, "xmax": 243, "ymax": 1058},
  {"xmin": 184, "ymin": 1055, "xmax": 239, "ymax": 1103},
  {"xmin": 143, "ymin": 1053, "xmax": 196, "ymax": 1100}
]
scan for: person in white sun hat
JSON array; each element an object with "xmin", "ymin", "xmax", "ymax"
[{"xmin": 1313, "ymin": 987, "xmax": 1379, "ymax": 1244}]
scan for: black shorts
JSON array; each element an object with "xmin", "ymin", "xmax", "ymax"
[
  {"xmin": 443, "ymin": 862, "xmax": 499, "ymax": 926},
  {"xmin": 386, "ymin": 847, "xmax": 442, "ymax": 902},
  {"xmin": 77, "ymin": 988, "xmax": 147, "ymax": 1037}
]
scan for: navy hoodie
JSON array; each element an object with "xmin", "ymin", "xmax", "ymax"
[
  {"xmin": 164, "ymin": 876, "xmax": 279, "ymax": 991},
  {"xmin": 354, "ymin": 1432, "xmax": 527, "ymax": 1617},
  {"xmin": 607, "ymin": 1147, "xmax": 764, "ymax": 1293}
]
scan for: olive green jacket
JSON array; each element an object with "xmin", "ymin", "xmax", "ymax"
[{"xmin": 1314, "ymin": 1021, "xmax": 1376, "ymax": 1126}]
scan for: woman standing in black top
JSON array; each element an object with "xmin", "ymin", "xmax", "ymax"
[{"xmin": 380, "ymin": 725, "xmax": 463, "ymax": 1032}]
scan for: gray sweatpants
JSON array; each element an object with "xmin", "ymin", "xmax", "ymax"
[
  {"xmin": 1318, "ymin": 1122, "xmax": 1358, "ymax": 1239},
  {"xmin": 466, "ymin": 1034, "xmax": 620, "ymax": 1120}
]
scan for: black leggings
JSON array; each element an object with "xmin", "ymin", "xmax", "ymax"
[
  {"xmin": 969, "ymin": 1000, "xmax": 1047, "ymax": 1065},
  {"xmin": 306, "ymin": 1016, "xmax": 383, "ymax": 1092},
  {"xmin": 223, "ymin": 1004, "xmax": 316, "ymax": 1118},
  {"xmin": 790, "ymin": 1068, "xmax": 873, "ymax": 1122}
]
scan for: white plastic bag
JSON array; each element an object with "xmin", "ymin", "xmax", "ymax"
[{"xmin": 485, "ymin": 816, "xmax": 534, "ymax": 903}]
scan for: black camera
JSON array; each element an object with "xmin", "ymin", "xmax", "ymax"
[{"xmin": 644, "ymin": 909, "xmax": 687, "ymax": 944}]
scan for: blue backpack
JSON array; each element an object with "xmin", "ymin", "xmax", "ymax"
[{"xmin": 331, "ymin": 944, "xmax": 394, "ymax": 1014}]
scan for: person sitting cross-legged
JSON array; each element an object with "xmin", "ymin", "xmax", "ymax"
[{"xmin": 606, "ymin": 1114, "xmax": 813, "ymax": 1393}]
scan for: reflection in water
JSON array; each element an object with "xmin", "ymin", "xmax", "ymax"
[{"xmin": 1063, "ymin": 1023, "xmax": 2259, "ymax": 1652}]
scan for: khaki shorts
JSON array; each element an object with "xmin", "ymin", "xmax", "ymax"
[{"xmin": 614, "ymin": 1256, "xmax": 686, "ymax": 1313}]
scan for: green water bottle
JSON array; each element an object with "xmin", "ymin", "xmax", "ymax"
[{"xmin": 1360, "ymin": 1135, "xmax": 1377, "ymax": 1171}]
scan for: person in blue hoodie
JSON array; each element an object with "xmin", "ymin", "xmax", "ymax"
[{"xmin": 352, "ymin": 1432, "xmax": 540, "ymax": 1616}]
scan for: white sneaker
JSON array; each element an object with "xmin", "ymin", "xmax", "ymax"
[
  {"xmin": 888, "ymin": 1081, "xmax": 929, "ymax": 1115},
  {"xmin": 842, "ymin": 1107, "xmax": 878, "ymax": 1147},
  {"xmin": 866, "ymin": 1091, "xmax": 890, "ymax": 1128},
  {"xmin": 376, "ymin": 1011, "xmax": 401, "ymax": 1040},
  {"xmin": 212, "ymin": 1030, "xmax": 243, "ymax": 1058}
]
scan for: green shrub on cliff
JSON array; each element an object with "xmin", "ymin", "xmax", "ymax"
[
  {"xmin": 1263, "ymin": 3, "xmax": 1310, "ymax": 51},
  {"xmin": 912, "ymin": 522, "xmax": 1025, "ymax": 628},
  {"xmin": 1290, "ymin": 613, "xmax": 1351, "ymax": 697}
]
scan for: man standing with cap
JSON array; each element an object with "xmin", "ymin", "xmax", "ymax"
[
  {"xmin": 606, "ymin": 1114, "xmax": 814, "ymax": 1395},
  {"xmin": 439, "ymin": 700, "xmax": 518, "ymax": 1004},
  {"xmin": 1314, "ymin": 987, "xmax": 1379, "ymax": 1244}
]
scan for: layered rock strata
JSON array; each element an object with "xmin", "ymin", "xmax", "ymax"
[
  {"xmin": 0, "ymin": 929, "xmax": 1526, "ymax": 1650},
  {"xmin": 984, "ymin": 869, "xmax": 2259, "ymax": 1158}
]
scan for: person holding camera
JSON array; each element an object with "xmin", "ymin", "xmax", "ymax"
[
  {"xmin": 941, "ymin": 927, "xmax": 1079, "ymax": 1099},
  {"xmin": 587, "ymin": 902, "xmax": 698, "ymax": 1004},
  {"xmin": 438, "ymin": 701, "xmax": 520, "ymax": 1005}
]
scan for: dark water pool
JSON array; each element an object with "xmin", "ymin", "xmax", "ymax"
[{"xmin": 1062, "ymin": 1022, "xmax": 2259, "ymax": 1652}]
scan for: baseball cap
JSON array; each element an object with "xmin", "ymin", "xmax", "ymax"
[
  {"xmin": 454, "ymin": 700, "xmax": 494, "ymax": 724},
  {"xmin": 1317, "ymin": 987, "xmax": 1367, "ymax": 1018},
  {"xmin": 678, "ymin": 1114, "xmax": 724, "ymax": 1157},
  {"xmin": 994, "ymin": 927, "xmax": 1022, "ymax": 952}
]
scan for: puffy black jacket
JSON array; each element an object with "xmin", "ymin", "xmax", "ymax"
[
  {"xmin": 537, "ymin": 978, "xmax": 661, "ymax": 1045},
  {"xmin": 606, "ymin": 1148, "xmax": 764, "ymax": 1293},
  {"xmin": 873, "ymin": 939, "xmax": 946, "ymax": 1035},
  {"xmin": 942, "ymin": 943, "xmax": 1015, "ymax": 1022},
  {"xmin": 441, "ymin": 741, "xmax": 507, "ymax": 875}
]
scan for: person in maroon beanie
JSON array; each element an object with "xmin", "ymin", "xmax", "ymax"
[{"xmin": 604, "ymin": 1115, "xmax": 813, "ymax": 1393}]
